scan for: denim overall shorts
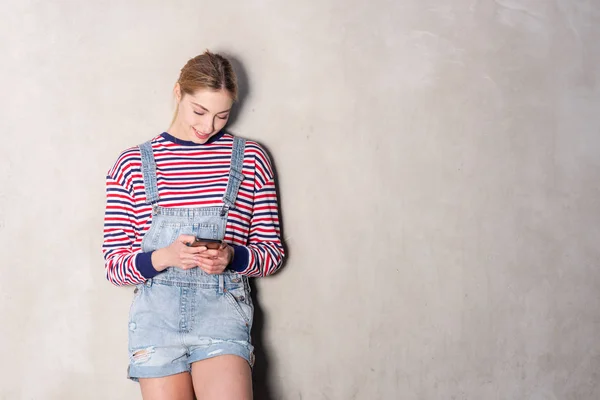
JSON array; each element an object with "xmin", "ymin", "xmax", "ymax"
[{"xmin": 127, "ymin": 137, "xmax": 254, "ymax": 381}]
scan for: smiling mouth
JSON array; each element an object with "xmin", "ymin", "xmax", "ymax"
[{"xmin": 192, "ymin": 127, "xmax": 211, "ymax": 139}]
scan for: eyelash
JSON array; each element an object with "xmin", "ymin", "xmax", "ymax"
[{"xmin": 194, "ymin": 111, "xmax": 228, "ymax": 120}]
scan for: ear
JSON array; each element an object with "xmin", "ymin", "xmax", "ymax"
[{"xmin": 174, "ymin": 83, "xmax": 182, "ymax": 103}]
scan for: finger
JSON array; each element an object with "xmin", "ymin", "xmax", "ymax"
[
  {"xmin": 197, "ymin": 249, "xmax": 228, "ymax": 259},
  {"xmin": 211, "ymin": 259, "xmax": 227, "ymax": 268},
  {"xmin": 199, "ymin": 258, "xmax": 216, "ymax": 267},
  {"xmin": 179, "ymin": 258, "xmax": 200, "ymax": 268},
  {"xmin": 179, "ymin": 251, "xmax": 198, "ymax": 259},
  {"xmin": 182, "ymin": 259, "xmax": 199, "ymax": 268},
  {"xmin": 181, "ymin": 246, "xmax": 207, "ymax": 255},
  {"xmin": 180, "ymin": 255, "xmax": 201, "ymax": 264},
  {"xmin": 197, "ymin": 258, "xmax": 222, "ymax": 270},
  {"xmin": 198, "ymin": 264, "xmax": 214, "ymax": 274},
  {"xmin": 197, "ymin": 244, "xmax": 229, "ymax": 259},
  {"xmin": 177, "ymin": 234, "xmax": 197, "ymax": 245}
]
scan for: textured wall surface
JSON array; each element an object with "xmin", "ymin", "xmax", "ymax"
[{"xmin": 1, "ymin": 0, "xmax": 599, "ymax": 399}]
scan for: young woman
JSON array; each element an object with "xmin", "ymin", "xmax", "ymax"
[{"xmin": 102, "ymin": 51, "xmax": 284, "ymax": 400}]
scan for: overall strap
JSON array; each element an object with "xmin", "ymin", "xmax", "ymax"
[
  {"xmin": 221, "ymin": 136, "xmax": 247, "ymax": 216},
  {"xmin": 138, "ymin": 141, "xmax": 160, "ymax": 206}
]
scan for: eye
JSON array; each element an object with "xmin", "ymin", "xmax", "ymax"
[
  {"xmin": 217, "ymin": 115, "xmax": 229, "ymax": 120},
  {"xmin": 194, "ymin": 111, "xmax": 205, "ymax": 116}
]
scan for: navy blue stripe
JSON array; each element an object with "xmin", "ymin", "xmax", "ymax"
[{"xmin": 160, "ymin": 131, "xmax": 226, "ymax": 146}]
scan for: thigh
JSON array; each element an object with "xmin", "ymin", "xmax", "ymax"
[
  {"xmin": 128, "ymin": 284, "xmax": 190, "ymax": 380},
  {"xmin": 191, "ymin": 355, "xmax": 252, "ymax": 400},
  {"xmin": 139, "ymin": 372, "xmax": 195, "ymax": 400}
]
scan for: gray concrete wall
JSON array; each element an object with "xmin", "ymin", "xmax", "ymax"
[{"xmin": 1, "ymin": 0, "xmax": 599, "ymax": 399}]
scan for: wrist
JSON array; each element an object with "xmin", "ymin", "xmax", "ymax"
[{"xmin": 151, "ymin": 248, "xmax": 170, "ymax": 272}]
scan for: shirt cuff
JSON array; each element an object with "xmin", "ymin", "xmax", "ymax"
[
  {"xmin": 135, "ymin": 251, "xmax": 160, "ymax": 279},
  {"xmin": 228, "ymin": 245, "xmax": 250, "ymax": 272}
]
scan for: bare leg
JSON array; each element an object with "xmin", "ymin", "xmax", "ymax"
[
  {"xmin": 139, "ymin": 372, "xmax": 195, "ymax": 400},
  {"xmin": 191, "ymin": 355, "xmax": 252, "ymax": 400}
]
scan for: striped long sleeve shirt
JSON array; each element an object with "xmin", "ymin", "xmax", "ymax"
[{"xmin": 102, "ymin": 131, "xmax": 285, "ymax": 286}]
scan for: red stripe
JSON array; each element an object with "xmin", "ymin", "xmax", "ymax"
[{"xmin": 103, "ymin": 134, "xmax": 283, "ymax": 285}]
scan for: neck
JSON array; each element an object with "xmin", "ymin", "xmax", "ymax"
[{"xmin": 167, "ymin": 120, "xmax": 187, "ymax": 141}]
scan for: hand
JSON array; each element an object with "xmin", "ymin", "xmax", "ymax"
[
  {"xmin": 196, "ymin": 242, "xmax": 235, "ymax": 275},
  {"xmin": 151, "ymin": 234, "xmax": 208, "ymax": 272}
]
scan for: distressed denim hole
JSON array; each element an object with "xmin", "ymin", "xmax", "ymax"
[{"xmin": 131, "ymin": 347, "xmax": 155, "ymax": 364}]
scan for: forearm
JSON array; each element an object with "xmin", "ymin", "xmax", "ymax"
[
  {"xmin": 104, "ymin": 250, "xmax": 146, "ymax": 286},
  {"xmin": 230, "ymin": 241, "xmax": 285, "ymax": 277}
]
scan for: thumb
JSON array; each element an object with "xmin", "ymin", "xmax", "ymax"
[{"xmin": 178, "ymin": 234, "xmax": 197, "ymax": 246}]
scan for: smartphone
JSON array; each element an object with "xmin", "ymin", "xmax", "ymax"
[{"xmin": 188, "ymin": 237, "xmax": 223, "ymax": 250}]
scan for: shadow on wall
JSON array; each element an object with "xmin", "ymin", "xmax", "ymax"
[
  {"xmin": 220, "ymin": 50, "xmax": 290, "ymax": 400},
  {"xmin": 250, "ymin": 280, "xmax": 276, "ymax": 400},
  {"xmin": 252, "ymin": 143, "xmax": 288, "ymax": 400},
  {"xmin": 222, "ymin": 53, "xmax": 249, "ymax": 127}
]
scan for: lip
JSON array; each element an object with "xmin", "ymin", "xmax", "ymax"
[{"xmin": 192, "ymin": 127, "xmax": 211, "ymax": 141}]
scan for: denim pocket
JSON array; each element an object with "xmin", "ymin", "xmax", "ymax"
[
  {"xmin": 141, "ymin": 222, "xmax": 180, "ymax": 252},
  {"xmin": 224, "ymin": 287, "xmax": 253, "ymax": 326}
]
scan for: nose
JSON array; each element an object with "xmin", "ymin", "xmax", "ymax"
[
  {"xmin": 196, "ymin": 125, "xmax": 214, "ymax": 135},
  {"xmin": 197, "ymin": 119, "xmax": 214, "ymax": 134}
]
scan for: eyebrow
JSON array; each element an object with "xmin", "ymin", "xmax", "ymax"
[{"xmin": 191, "ymin": 102, "xmax": 231, "ymax": 114}]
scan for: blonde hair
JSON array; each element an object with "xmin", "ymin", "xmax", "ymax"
[{"xmin": 172, "ymin": 50, "xmax": 238, "ymax": 123}]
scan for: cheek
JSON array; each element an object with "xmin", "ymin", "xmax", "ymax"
[
  {"xmin": 215, "ymin": 118, "xmax": 229, "ymax": 129},
  {"xmin": 179, "ymin": 107, "xmax": 194, "ymax": 125}
]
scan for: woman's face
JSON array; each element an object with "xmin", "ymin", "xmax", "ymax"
[{"xmin": 173, "ymin": 85, "xmax": 233, "ymax": 144}]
